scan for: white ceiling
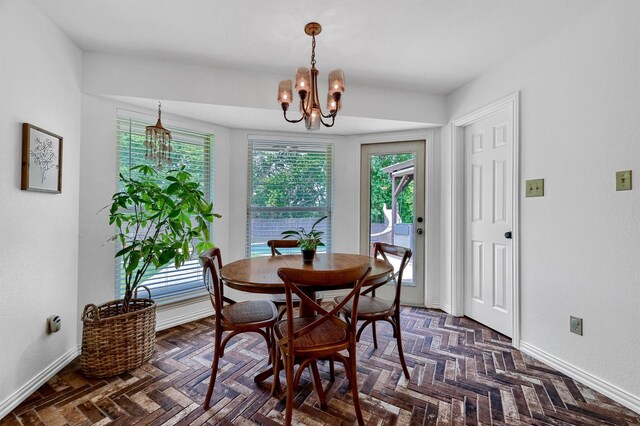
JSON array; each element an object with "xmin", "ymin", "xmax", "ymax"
[{"xmin": 33, "ymin": 0, "xmax": 602, "ymax": 132}]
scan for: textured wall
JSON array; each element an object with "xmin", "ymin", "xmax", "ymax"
[
  {"xmin": 444, "ymin": 0, "xmax": 640, "ymax": 402},
  {"xmin": 0, "ymin": 0, "xmax": 82, "ymax": 413}
]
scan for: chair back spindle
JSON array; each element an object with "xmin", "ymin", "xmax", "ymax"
[
  {"xmin": 199, "ymin": 248, "xmax": 235, "ymax": 326},
  {"xmin": 267, "ymin": 239, "xmax": 300, "ymax": 256},
  {"xmin": 278, "ymin": 265, "xmax": 370, "ymax": 345},
  {"xmin": 373, "ymin": 242, "xmax": 412, "ymax": 305}
]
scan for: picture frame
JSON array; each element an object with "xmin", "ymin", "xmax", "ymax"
[{"xmin": 21, "ymin": 123, "xmax": 63, "ymax": 193}]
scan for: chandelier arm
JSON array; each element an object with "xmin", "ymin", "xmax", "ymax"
[
  {"xmin": 283, "ymin": 110, "xmax": 306, "ymax": 124},
  {"xmin": 320, "ymin": 109, "xmax": 336, "ymax": 119},
  {"xmin": 319, "ymin": 114, "xmax": 336, "ymax": 128}
]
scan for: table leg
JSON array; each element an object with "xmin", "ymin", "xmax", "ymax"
[
  {"xmin": 255, "ymin": 358, "xmax": 281, "ymax": 383},
  {"xmin": 298, "ymin": 290, "xmax": 318, "ymax": 317}
]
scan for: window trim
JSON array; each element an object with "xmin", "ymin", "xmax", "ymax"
[
  {"xmin": 114, "ymin": 109, "xmax": 214, "ymax": 303},
  {"xmin": 246, "ymin": 137, "xmax": 334, "ymax": 258}
]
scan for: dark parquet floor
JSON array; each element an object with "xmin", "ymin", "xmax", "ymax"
[{"xmin": 3, "ymin": 307, "xmax": 639, "ymax": 425}]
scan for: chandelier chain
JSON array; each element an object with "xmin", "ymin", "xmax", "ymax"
[{"xmin": 311, "ymin": 34, "xmax": 316, "ymax": 67}]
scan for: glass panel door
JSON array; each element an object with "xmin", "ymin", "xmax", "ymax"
[{"xmin": 360, "ymin": 141, "xmax": 425, "ymax": 305}]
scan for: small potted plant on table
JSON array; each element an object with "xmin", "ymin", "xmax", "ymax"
[
  {"xmin": 281, "ymin": 216, "xmax": 327, "ymax": 263},
  {"xmin": 81, "ymin": 164, "xmax": 220, "ymax": 378}
]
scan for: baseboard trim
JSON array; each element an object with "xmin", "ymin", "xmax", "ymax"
[
  {"xmin": 429, "ymin": 301, "xmax": 452, "ymax": 314},
  {"xmin": 0, "ymin": 308, "xmax": 212, "ymax": 420},
  {"xmin": 156, "ymin": 308, "xmax": 212, "ymax": 332},
  {"xmin": 0, "ymin": 345, "xmax": 81, "ymax": 420},
  {"xmin": 520, "ymin": 341, "xmax": 640, "ymax": 414}
]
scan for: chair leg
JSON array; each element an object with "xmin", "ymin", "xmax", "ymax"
[
  {"xmin": 310, "ymin": 361, "xmax": 328, "ymax": 410},
  {"xmin": 329, "ymin": 356, "xmax": 335, "ymax": 381},
  {"xmin": 263, "ymin": 328, "xmax": 273, "ymax": 365},
  {"xmin": 371, "ymin": 321, "xmax": 378, "ymax": 349},
  {"xmin": 284, "ymin": 353, "xmax": 294, "ymax": 426},
  {"xmin": 393, "ymin": 313, "xmax": 410, "ymax": 379},
  {"xmin": 355, "ymin": 320, "xmax": 372, "ymax": 343},
  {"xmin": 277, "ymin": 306, "xmax": 286, "ymax": 321},
  {"xmin": 272, "ymin": 342, "xmax": 282, "ymax": 396},
  {"xmin": 204, "ymin": 329, "xmax": 223, "ymax": 408},
  {"xmin": 348, "ymin": 347, "xmax": 364, "ymax": 426}
]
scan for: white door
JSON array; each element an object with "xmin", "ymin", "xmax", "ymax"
[
  {"xmin": 464, "ymin": 107, "xmax": 513, "ymax": 336},
  {"xmin": 360, "ymin": 141, "xmax": 425, "ymax": 305}
]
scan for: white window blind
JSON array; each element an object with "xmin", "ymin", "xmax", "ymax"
[
  {"xmin": 247, "ymin": 139, "xmax": 333, "ymax": 257},
  {"xmin": 116, "ymin": 112, "xmax": 214, "ymax": 301}
]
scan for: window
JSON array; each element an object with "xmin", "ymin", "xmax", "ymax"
[
  {"xmin": 247, "ymin": 138, "xmax": 333, "ymax": 257},
  {"xmin": 116, "ymin": 111, "xmax": 213, "ymax": 301}
]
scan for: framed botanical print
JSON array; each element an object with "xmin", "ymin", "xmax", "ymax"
[{"xmin": 21, "ymin": 123, "xmax": 63, "ymax": 193}]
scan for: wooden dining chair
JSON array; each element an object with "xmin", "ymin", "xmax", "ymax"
[
  {"xmin": 267, "ymin": 239, "xmax": 299, "ymax": 255},
  {"xmin": 334, "ymin": 242, "xmax": 412, "ymax": 379},
  {"xmin": 199, "ymin": 247, "xmax": 279, "ymax": 408},
  {"xmin": 275, "ymin": 264, "xmax": 371, "ymax": 426},
  {"xmin": 267, "ymin": 239, "xmax": 323, "ymax": 320}
]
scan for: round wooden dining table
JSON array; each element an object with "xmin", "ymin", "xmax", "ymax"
[
  {"xmin": 219, "ymin": 252, "xmax": 393, "ymax": 393},
  {"xmin": 220, "ymin": 252, "xmax": 393, "ymax": 296}
]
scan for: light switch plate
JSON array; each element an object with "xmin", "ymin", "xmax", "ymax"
[
  {"xmin": 570, "ymin": 316, "xmax": 583, "ymax": 336},
  {"xmin": 616, "ymin": 170, "xmax": 632, "ymax": 191},
  {"xmin": 526, "ymin": 179, "xmax": 544, "ymax": 197}
]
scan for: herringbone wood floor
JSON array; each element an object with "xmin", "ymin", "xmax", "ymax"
[{"xmin": 3, "ymin": 307, "xmax": 639, "ymax": 425}]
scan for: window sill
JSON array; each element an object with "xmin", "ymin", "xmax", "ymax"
[{"xmin": 154, "ymin": 289, "xmax": 209, "ymax": 310}]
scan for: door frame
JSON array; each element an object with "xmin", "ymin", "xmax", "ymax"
[
  {"xmin": 356, "ymin": 131, "xmax": 436, "ymax": 309},
  {"xmin": 450, "ymin": 92, "xmax": 521, "ymax": 347}
]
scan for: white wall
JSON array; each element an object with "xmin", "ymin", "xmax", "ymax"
[
  {"xmin": 0, "ymin": 0, "xmax": 82, "ymax": 415},
  {"xmin": 444, "ymin": 0, "xmax": 640, "ymax": 407},
  {"xmin": 78, "ymin": 95, "xmax": 232, "ymax": 329},
  {"xmin": 82, "ymin": 53, "xmax": 446, "ymax": 125}
]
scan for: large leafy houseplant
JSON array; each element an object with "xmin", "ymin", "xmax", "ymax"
[
  {"xmin": 281, "ymin": 216, "xmax": 327, "ymax": 262},
  {"xmin": 109, "ymin": 164, "xmax": 220, "ymax": 310}
]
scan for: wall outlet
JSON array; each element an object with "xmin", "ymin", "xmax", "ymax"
[
  {"xmin": 570, "ymin": 316, "xmax": 583, "ymax": 336},
  {"xmin": 48, "ymin": 315, "xmax": 62, "ymax": 333},
  {"xmin": 526, "ymin": 179, "xmax": 544, "ymax": 197},
  {"xmin": 616, "ymin": 170, "xmax": 632, "ymax": 191}
]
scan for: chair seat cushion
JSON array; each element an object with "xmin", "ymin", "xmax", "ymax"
[
  {"xmin": 222, "ymin": 300, "xmax": 278, "ymax": 325},
  {"xmin": 271, "ymin": 292, "xmax": 324, "ymax": 305},
  {"xmin": 275, "ymin": 316, "xmax": 348, "ymax": 353},
  {"xmin": 335, "ymin": 295, "xmax": 393, "ymax": 317}
]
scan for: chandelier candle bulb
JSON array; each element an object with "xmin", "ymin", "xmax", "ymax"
[
  {"xmin": 328, "ymin": 69, "xmax": 345, "ymax": 94},
  {"xmin": 306, "ymin": 107, "xmax": 321, "ymax": 131},
  {"xmin": 278, "ymin": 22, "xmax": 344, "ymax": 130},
  {"xmin": 278, "ymin": 80, "xmax": 293, "ymax": 106},
  {"xmin": 295, "ymin": 67, "xmax": 311, "ymax": 93},
  {"xmin": 326, "ymin": 93, "xmax": 337, "ymax": 112}
]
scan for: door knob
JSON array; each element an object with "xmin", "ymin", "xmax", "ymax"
[
  {"xmin": 504, "ymin": 231, "xmax": 512, "ymax": 239},
  {"xmin": 416, "ymin": 228, "xmax": 424, "ymax": 235}
]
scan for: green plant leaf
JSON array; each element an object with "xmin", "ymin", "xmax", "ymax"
[
  {"xmin": 109, "ymin": 165, "xmax": 221, "ymax": 291},
  {"xmin": 115, "ymin": 245, "xmax": 136, "ymax": 258}
]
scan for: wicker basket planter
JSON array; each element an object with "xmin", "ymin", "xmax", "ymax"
[{"xmin": 81, "ymin": 289, "xmax": 156, "ymax": 378}]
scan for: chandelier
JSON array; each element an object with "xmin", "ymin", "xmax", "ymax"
[
  {"xmin": 145, "ymin": 102, "xmax": 172, "ymax": 166},
  {"xmin": 277, "ymin": 22, "xmax": 344, "ymax": 131}
]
